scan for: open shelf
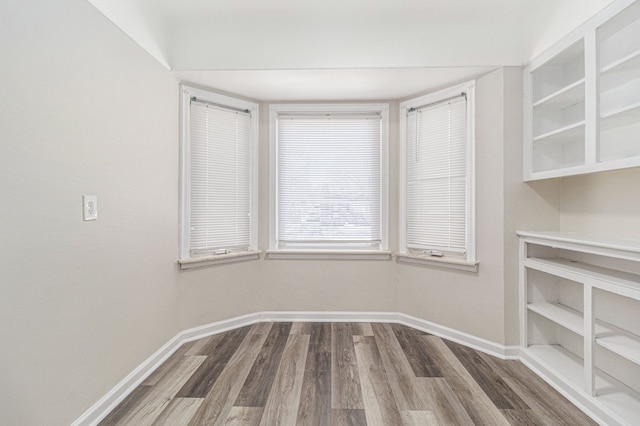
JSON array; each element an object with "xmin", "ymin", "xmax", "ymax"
[
  {"xmin": 532, "ymin": 40, "xmax": 585, "ymax": 104},
  {"xmin": 602, "ymin": 48, "xmax": 640, "ymax": 74},
  {"xmin": 533, "ymin": 79, "xmax": 585, "ymax": 108},
  {"xmin": 520, "ymin": 231, "xmax": 640, "ymax": 424},
  {"xmin": 600, "ymin": 49, "xmax": 640, "ymax": 92},
  {"xmin": 533, "ymin": 121, "xmax": 585, "ymax": 143},
  {"xmin": 526, "ymin": 344, "xmax": 640, "ymax": 425},
  {"xmin": 601, "ymin": 101, "xmax": 640, "ymax": 127},
  {"xmin": 528, "ymin": 303, "xmax": 583, "ymax": 335},
  {"xmin": 525, "ymin": 257, "xmax": 640, "ymax": 295},
  {"xmin": 597, "ymin": 324, "xmax": 640, "ymax": 366},
  {"xmin": 527, "ymin": 344, "xmax": 584, "ymax": 387},
  {"xmin": 525, "ymin": 1, "xmax": 640, "ymax": 180}
]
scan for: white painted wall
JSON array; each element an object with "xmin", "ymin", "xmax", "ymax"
[
  {"xmin": 0, "ymin": 0, "xmax": 180, "ymax": 424},
  {"xmin": 559, "ymin": 168, "xmax": 640, "ymax": 240}
]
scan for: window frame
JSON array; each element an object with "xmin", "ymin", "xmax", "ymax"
[
  {"xmin": 398, "ymin": 81, "xmax": 477, "ymax": 271},
  {"xmin": 178, "ymin": 84, "xmax": 260, "ymax": 269},
  {"xmin": 268, "ymin": 103, "xmax": 390, "ymax": 260}
]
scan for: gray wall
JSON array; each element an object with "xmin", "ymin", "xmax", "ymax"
[
  {"xmin": 559, "ymin": 168, "xmax": 640, "ymax": 240},
  {"xmin": 0, "ymin": 0, "xmax": 180, "ymax": 424}
]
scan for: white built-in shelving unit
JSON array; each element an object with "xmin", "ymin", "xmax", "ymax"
[
  {"xmin": 519, "ymin": 231, "xmax": 640, "ymax": 425},
  {"xmin": 523, "ymin": 0, "xmax": 640, "ymax": 180}
]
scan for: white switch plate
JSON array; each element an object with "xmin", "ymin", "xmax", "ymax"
[{"xmin": 83, "ymin": 195, "xmax": 98, "ymax": 221}]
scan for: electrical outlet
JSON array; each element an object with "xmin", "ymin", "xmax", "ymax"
[{"xmin": 83, "ymin": 195, "xmax": 98, "ymax": 221}]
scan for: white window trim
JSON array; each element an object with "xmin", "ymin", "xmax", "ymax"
[
  {"xmin": 399, "ymin": 80, "xmax": 477, "ymax": 269},
  {"xmin": 178, "ymin": 84, "xmax": 260, "ymax": 268},
  {"xmin": 269, "ymin": 103, "xmax": 389, "ymax": 259}
]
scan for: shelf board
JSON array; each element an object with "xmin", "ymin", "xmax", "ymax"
[
  {"xmin": 597, "ymin": 323, "xmax": 640, "ymax": 366},
  {"xmin": 600, "ymin": 48, "xmax": 640, "ymax": 93},
  {"xmin": 528, "ymin": 303, "xmax": 584, "ymax": 335},
  {"xmin": 533, "ymin": 120, "xmax": 585, "ymax": 143},
  {"xmin": 600, "ymin": 101, "xmax": 640, "ymax": 131},
  {"xmin": 526, "ymin": 344, "xmax": 640, "ymax": 425},
  {"xmin": 517, "ymin": 231, "xmax": 640, "ymax": 256},
  {"xmin": 533, "ymin": 79, "xmax": 585, "ymax": 108},
  {"xmin": 526, "ymin": 164, "xmax": 588, "ymax": 181},
  {"xmin": 526, "ymin": 344, "xmax": 585, "ymax": 387},
  {"xmin": 525, "ymin": 257, "xmax": 640, "ymax": 298}
]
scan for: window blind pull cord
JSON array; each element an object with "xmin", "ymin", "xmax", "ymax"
[{"xmin": 191, "ymin": 96, "xmax": 250, "ymax": 114}]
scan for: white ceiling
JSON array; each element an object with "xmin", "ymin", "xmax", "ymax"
[
  {"xmin": 171, "ymin": 67, "xmax": 496, "ymax": 102},
  {"xmin": 87, "ymin": 0, "xmax": 614, "ymax": 99}
]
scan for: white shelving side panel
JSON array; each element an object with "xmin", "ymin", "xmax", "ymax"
[{"xmin": 528, "ymin": 303, "xmax": 584, "ymax": 335}]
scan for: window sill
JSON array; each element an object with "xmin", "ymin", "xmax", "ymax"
[
  {"xmin": 178, "ymin": 250, "xmax": 261, "ymax": 270},
  {"xmin": 395, "ymin": 253, "xmax": 479, "ymax": 272},
  {"xmin": 266, "ymin": 250, "xmax": 392, "ymax": 260}
]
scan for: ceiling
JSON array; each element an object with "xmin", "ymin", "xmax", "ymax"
[{"xmin": 86, "ymin": 0, "xmax": 614, "ymax": 100}]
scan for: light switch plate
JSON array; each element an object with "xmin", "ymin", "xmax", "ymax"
[{"xmin": 83, "ymin": 195, "xmax": 98, "ymax": 221}]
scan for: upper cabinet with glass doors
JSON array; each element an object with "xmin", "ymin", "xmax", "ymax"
[{"xmin": 523, "ymin": 0, "xmax": 640, "ymax": 181}]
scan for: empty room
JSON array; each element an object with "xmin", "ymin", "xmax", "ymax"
[{"xmin": 2, "ymin": 0, "xmax": 640, "ymax": 424}]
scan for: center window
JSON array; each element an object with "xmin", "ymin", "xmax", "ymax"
[{"xmin": 269, "ymin": 104, "xmax": 389, "ymax": 253}]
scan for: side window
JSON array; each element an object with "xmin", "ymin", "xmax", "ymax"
[
  {"xmin": 400, "ymin": 82, "xmax": 476, "ymax": 263},
  {"xmin": 179, "ymin": 85, "xmax": 258, "ymax": 267}
]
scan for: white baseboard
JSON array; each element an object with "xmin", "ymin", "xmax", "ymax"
[
  {"xmin": 259, "ymin": 310, "xmax": 399, "ymax": 324},
  {"xmin": 397, "ymin": 313, "xmax": 520, "ymax": 360},
  {"xmin": 73, "ymin": 310, "xmax": 515, "ymax": 426},
  {"xmin": 71, "ymin": 333, "xmax": 183, "ymax": 426}
]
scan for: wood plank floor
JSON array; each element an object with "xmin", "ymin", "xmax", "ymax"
[{"xmin": 99, "ymin": 322, "xmax": 596, "ymax": 425}]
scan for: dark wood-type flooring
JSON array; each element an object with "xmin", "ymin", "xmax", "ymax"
[{"xmin": 99, "ymin": 322, "xmax": 596, "ymax": 425}]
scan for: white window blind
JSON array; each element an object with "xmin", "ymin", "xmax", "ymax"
[
  {"xmin": 406, "ymin": 95, "xmax": 467, "ymax": 253},
  {"xmin": 189, "ymin": 100, "xmax": 252, "ymax": 255},
  {"xmin": 276, "ymin": 114, "xmax": 382, "ymax": 249}
]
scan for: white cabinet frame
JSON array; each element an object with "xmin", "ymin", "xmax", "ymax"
[
  {"xmin": 519, "ymin": 231, "xmax": 640, "ymax": 425},
  {"xmin": 523, "ymin": 0, "xmax": 640, "ymax": 181}
]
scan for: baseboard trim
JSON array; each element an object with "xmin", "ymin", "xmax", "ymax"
[
  {"xmin": 397, "ymin": 313, "xmax": 519, "ymax": 360},
  {"xmin": 73, "ymin": 310, "xmax": 514, "ymax": 425},
  {"xmin": 71, "ymin": 333, "xmax": 183, "ymax": 426}
]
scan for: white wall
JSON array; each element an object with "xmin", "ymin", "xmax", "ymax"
[
  {"xmin": 0, "ymin": 1, "xmax": 180, "ymax": 424},
  {"xmin": 559, "ymin": 168, "xmax": 640, "ymax": 240}
]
